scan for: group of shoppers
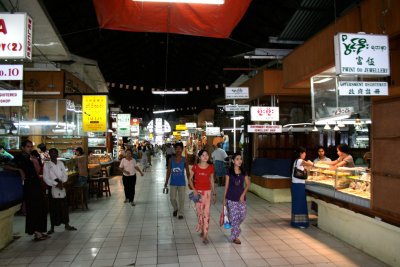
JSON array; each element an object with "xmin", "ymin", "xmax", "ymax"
[
  {"xmin": 164, "ymin": 142, "xmax": 250, "ymax": 245},
  {"xmin": 291, "ymin": 144, "xmax": 355, "ymax": 228},
  {"xmin": 5, "ymin": 140, "xmax": 77, "ymax": 241}
]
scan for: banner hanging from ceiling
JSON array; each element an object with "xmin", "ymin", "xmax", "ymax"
[{"xmin": 92, "ymin": 0, "xmax": 251, "ymax": 38}]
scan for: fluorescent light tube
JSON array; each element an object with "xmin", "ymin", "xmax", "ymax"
[
  {"xmin": 153, "ymin": 109, "xmax": 175, "ymax": 114},
  {"xmin": 152, "ymin": 91, "xmax": 188, "ymax": 95}
]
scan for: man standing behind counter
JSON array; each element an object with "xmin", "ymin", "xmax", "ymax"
[{"xmin": 313, "ymin": 146, "xmax": 331, "ymax": 164}]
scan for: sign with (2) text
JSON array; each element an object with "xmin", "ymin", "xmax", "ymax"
[
  {"xmin": 82, "ymin": 95, "xmax": 108, "ymax": 132},
  {"xmin": 0, "ymin": 90, "xmax": 23, "ymax": 106},
  {"xmin": 338, "ymin": 81, "xmax": 388, "ymax": 96}
]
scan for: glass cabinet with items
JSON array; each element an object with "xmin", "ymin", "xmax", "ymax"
[
  {"xmin": 306, "ymin": 164, "xmax": 371, "ymax": 208},
  {"xmin": 58, "ymin": 158, "xmax": 78, "ymax": 177}
]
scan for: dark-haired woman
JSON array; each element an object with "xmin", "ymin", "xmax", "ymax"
[
  {"xmin": 223, "ymin": 152, "xmax": 250, "ymax": 245},
  {"xmin": 119, "ymin": 149, "xmax": 144, "ymax": 206},
  {"xmin": 327, "ymin": 144, "xmax": 355, "ymax": 168},
  {"xmin": 188, "ymin": 149, "xmax": 215, "ymax": 244},
  {"xmin": 291, "ymin": 147, "xmax": 313, "ymax": 228}
]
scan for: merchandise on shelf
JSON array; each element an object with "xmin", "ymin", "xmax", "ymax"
[{"xmin": 307, "ymin": 164, "xmax": 371, "ymax": 202}]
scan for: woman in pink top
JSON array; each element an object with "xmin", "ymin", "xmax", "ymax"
[{"xmin": 188, "ymin": 149, "xmax": 216, "ymax": 244}]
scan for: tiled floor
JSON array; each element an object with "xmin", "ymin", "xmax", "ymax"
[{"xmin": 1, "ymin": 156, "xmax": 388, "ymax": 267}]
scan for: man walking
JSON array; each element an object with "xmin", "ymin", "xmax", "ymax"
[
  {"xmin": 212, "ymin": 142, "xmax": 228, "ymax": 186},
  {"xmin": 164, "ymin": 142, "xmax": 190, "ymax": 219}
]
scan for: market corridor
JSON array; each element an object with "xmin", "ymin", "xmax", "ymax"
[{"xmin": 2, "ymin": 156, "xmax": 387, "ymax": 267}]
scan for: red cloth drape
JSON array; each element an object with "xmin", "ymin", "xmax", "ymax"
[{"xmin": 92, "ymin": 0, "xmax": 252, "ymax": 38}]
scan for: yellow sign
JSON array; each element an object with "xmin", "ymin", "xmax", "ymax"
[
  {"xmin": 173, "ymin": 131, "xmax": 180, "ymax": 136},
  {"xmin": 176, "ymin": 124, "xmax": 187, "ymax": 131},
  {"xmin": 82, "ymin": 95, "xmax": 108, "ymax": 132}
]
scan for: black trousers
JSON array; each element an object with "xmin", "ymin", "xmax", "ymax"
[{"xmin": 122, "ymin": 174, "xmax": 137, "ymax": 202}]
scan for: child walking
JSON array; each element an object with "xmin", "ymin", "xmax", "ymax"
[{"xmin": 223, "ymin": 152, "xmax": 250, "ymax": 244}]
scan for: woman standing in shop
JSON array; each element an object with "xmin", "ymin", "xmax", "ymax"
[
  {"xmin": 326, "ymin": 144, "xmax": 355, "ymax": 168},
  {"xmin": 119, "ymin": 149, "xmax": 144, "ymax": 206},
  {"xmin": 188, "ymin": 149, "xmax": 216, "ymax": 244},
  {"xmin": 291, "ymin": 147, "xmax": 313, "ymax": 229},
  {"xmin": 223, "ymin": 152, "xmax": 250, "ymax": 245}
]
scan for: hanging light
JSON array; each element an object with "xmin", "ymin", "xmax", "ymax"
[
  {"xmin": 338, "ymin": 121, "xmax": 346, "ymax": 128},
  {"xmin": 333, "ymin": 124, "xmax": 340, "ymax": 131},
  {"xmin": 312, "ymin": 125, "xmax": 318, "ymax": 132},
  {"xmin": 324, "ymin": 123, "xmax": 331, "ymax": 130}
]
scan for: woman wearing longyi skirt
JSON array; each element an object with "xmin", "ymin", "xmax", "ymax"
[
  {"xmin": 188, "ymin": 149, "xmax": 216, "ymax": 244},
  {"xmin": 291, "ymin": 147, "xmax": 313, "ymax": 228}
]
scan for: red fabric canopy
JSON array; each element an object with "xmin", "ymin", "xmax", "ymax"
[{"xmin": 92, "ymin": 0, "xmax": 252, "ymax": 38}]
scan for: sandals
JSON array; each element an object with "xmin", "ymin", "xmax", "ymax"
[
  {"xmin": 232, "ymin": 238, "xmax": 241, "ymax": 245},
  {"xmin": 65, "ymin": 226, "xmax": 77, "ymax": 231},
  {"xmin": 33, "ymin": 233, "xmax": 49, "ymax": 241},
  {"xmin": 47, "ymin": 229, "xmax": 54, "ymax": 235},
  {"xmin": 202, "ymin": 238, "xmax": 209, "ymax": 244}
]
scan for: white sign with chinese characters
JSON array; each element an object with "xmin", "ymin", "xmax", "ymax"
[
  {"xmin": 225, "ymin": 104, "xmax": 249, "ymax": 111},
  {"xmin": 334, "ymin": 33, "xmax": 390, "ymax": 76},
  {"xmin": 0, "ymin": 90, "xmax": 23, "ymax": 106},
  {"xmin": 0, "ymin": 13, "xmax": 33, "ymax": 60},
  {"xmin": 338, "ymin": 81, "xmax": 388, "ymax": 96},
  {"xmin": 250, "ymin": 106, "xmax": 279, "ymax": 121},
  {"xmin": 225, "ymin": 87, "xmax": 249, "ymax": 99},
  {"xmin": 117, "ymin": 114, "xmax": 131, "ymax": 137},
  {"xmin": 248, "ymin": 125, "xmax": 282, "ymax": 133}
]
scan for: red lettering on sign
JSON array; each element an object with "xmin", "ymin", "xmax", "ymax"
[{"xmin": 0, "ymin": 19, "xmax": 7, "ymax": 34}]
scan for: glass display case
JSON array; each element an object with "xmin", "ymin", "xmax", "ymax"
[
  {"xmin": 58, "ymin": 158, "xmax": 78, "ymax": 177},
  {"xmin": 0, "ymin": 136, "xmax": 19, "ymax": 150},
  {"xmin": 306, "ymin": 164, "xmax": 371, "ymax": 208}
]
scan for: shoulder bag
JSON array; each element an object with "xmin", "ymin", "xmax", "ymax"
[{"xmin": 293, "ymin": 159, "xmax": 308, "ymax": 180}]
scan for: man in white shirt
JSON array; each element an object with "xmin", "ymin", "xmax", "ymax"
[
  {"xmin": 43, "ymin": 148, "xmax": 77, "ymax": 234},
  {"xmin": 212, "ymin": 143, "xmax": 228, "ymax": 186}
]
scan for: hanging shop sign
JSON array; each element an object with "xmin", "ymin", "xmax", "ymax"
[
  {"xmin": 248, "ymin": 125, "xmax": 282, "ymax": 133},
  {"xmin": 176, "ymin": 124, "xmax": 187, "ymax": 131},
  {"xmin": 82, "ymin": 95, "xmax": 108, "ymax": 132},
  {"xmin": 225, "ymin": 87, "xmax": 249, "ymax": 99},
  {"xmin": 250, "ymin": 106, "xmax": 279, "ymax": 121},
  {"xmin": 206, "ymin": 127, "xmax": 220, "ymax": 136},
  {"xmin": 225, "ymin": 104, "xmax": 249, "ymax": 112},
  {"xmin": 338, "ymin": 81, "xmax": 388, "ymax": 96},
  {"xmin": 0, "ymin": 65, "xmax": 23, "ymax": 80},
  {"xmin": 334, "ymin": 33, "xmax": 390, "ymax": 76},
  {"xmin": 117, "ymin": 113, "xmax": 131, "ymax": 137},
  {"xmin": 185, "ymin": 122, "xmax": 197, "ymax": 128},
  {"xmin": 0, "ymin": 90, "xmax": 23, "ymax": 106},
  {"xmin": 0, "ymin": 13, "xmax": 33, "ymax": 60},
  {"xmin": 130, "ymin": 118, "xmax": 140, "ymax": 136}
]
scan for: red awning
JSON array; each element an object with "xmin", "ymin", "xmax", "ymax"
[{"xmin": 93, "ymin": 0, "xmax": 252, "ymax": 38}]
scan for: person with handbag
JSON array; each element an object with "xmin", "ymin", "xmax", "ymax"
[
  {"xmin": 223, "ymin": 152, "xmax": 250, "ymax": 245},
  {"xmin": 43, "ymin": 148, "xmax": 77, "ymax": 234},
  {"xmin": 291, "ymin": 147, "xmax": 313, "ymax": 229},
  {"xmin": 188, "ymin": 149, "xmax": 216, "ymax": 244}
]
